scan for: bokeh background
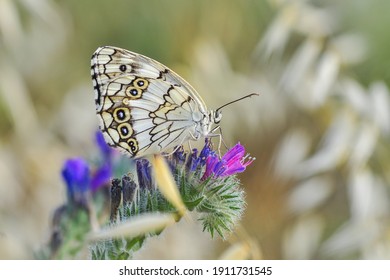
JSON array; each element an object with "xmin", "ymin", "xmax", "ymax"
[{"xmin": 1, "ymin": 0, "xmax": 390, "ymax": 259}]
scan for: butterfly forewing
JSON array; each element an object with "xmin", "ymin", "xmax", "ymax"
[{"xmin": 91, "ymin": 46, "xmax": 208, "ymax": 158}]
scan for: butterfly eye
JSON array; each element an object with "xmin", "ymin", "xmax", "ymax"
[{"xmin": 214, "ymin": 111, "xmax": 222, "ymax": 124}]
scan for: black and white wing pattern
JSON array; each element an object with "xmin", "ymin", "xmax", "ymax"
[{"xmin": 91, "ymin": 46, "xmax": 209, "ymax": 158}]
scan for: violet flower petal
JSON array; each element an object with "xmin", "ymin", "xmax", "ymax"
[
  {"xmin": 95, "ymin": 131, "xmax": 113, "ymax": 161},
  {"xmin": 201, "ymin": 142, "xmax": 254, "ymax": 179},
  {"xmin": 91, "ymin": 164, "xmax": 112, "ymax": 191},
  {"xmin": 61, "ymin": 158, "xmax": 90, "ymax": 203},
  {"xmin": 202, "ymin": 153, "xmax": 219, "ymax": 180},
  {"xmin": 222, "ymin": 142, "xmax": 245, "ymax": 163}
]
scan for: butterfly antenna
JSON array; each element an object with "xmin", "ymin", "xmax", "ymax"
[{"xmin": 215, "ymin": 93, "xmax": 260, "ymax": 112}]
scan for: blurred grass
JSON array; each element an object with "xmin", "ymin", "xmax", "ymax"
[{"xmin": 1, "ymin": 0, "xmax": 390, "ymax": 259}]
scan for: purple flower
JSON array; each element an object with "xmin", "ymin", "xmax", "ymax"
[
  {"xmin": 136, "ymin": 159, "xmax": 153, "ymax": 190},
  {"xmin": 202, "ymin": 143, "xmax": 254, "ymax": 180},
  {"xmin": 91, "ymin": 131, "xmax": 116, "ymax": 190},
  {"xmin": 186, "ymin": 148, "xmax": 199, "ymax": 171},
  {"xmin": 198, "ymin": 138, "xmax": 213, "ymax": 165},
  {"xmin": 169, "ymin": 146, "xmax": 187, "ymax": 173},
  {"xmin": 190, "ymin": 138, "xmax": 214, "ymax": 171},
  {"xmin": 95, "ymin": 131, "xmax": 114, "ymax": 162},
  {"xmin": 171, "ymin": 146, "xmax": 186, "ymax": 165},
  {"xmin": 62, "ymin": 158, "xmax": 90, "ymax": 204},
  {"xmin": 91, "ymin": 164, "xmax": 112, "ymax": 191},
  {"xmin": 61, "ymin": 132, "xmax": 114, "ymax": 197}
]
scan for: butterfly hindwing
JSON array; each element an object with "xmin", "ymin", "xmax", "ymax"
[{"xmin": 94, "ymin": 73, "xmax": 200, "ymax": 157}]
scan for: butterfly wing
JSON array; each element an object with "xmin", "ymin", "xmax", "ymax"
[
  {"xmin": 91, "ymin": 46, "xmax": 207, "ymax": 157},
  {"xmin": 91, "ymin": 46, "xmax": 207, "ymax": 112}
]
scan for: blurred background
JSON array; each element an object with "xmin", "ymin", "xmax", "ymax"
[{"xmin": 1, "ymin": 0, "xmax": 390, "ymax": 259}]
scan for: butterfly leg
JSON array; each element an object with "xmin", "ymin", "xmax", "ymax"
[
  {"xmin": 206, "ymin": 133, "xmax": 222, "ymax": 157},
  {"xmin": 162, "ymin": 145, "xmax": 183, "ymax": 157},
  {"xmin": 211, "ymin": 126, "xmax": 228, "ymax": 149},
  {"xmin": 209, "ymin": 126, "xmax": 228, "ymax": 157},
  {"xmin": 206, "ymin": 132, "xmax": 224, "ymax": 158},
  {"xmin": 188, "ymin": 140, "xmax": 193, "ymax": 151}
]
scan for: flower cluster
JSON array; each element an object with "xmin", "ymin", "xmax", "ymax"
[
  {"xmin": 169, "ymin": 138, "xmax": 254, "ymax": 180},
  {"xmin": 202, "ymin": 140, "xmax": 255, "ymax": 179},
  {"xmin": 122, "ymin": 138, "xmax": 255, "ymax": 239},
  {"xmin": 60, "ymin": 132, "xmax": 135, "ymax": 208},
  {"xmin": 46, "ymin": 132, "xmax": 254, "ymax": 259},
  {"xmin": 61, "ymin": 132, "xmax": 114, "ymax": 205}
]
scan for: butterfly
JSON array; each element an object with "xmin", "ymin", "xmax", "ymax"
[{"xmin": 91, "ymin": 46, "xmax": 257, "ymax": 158}]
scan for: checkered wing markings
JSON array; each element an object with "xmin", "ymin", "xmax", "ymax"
[
  {"xmin": 91, "ymin": 46, "xmax": 212, "ymax": 158},
  {"xmin": 132, "ymin": 82, "xmax": 199, "ymax": 154},
  {"xmin": 91, "ymin": 46, "xmax": 208, "ymax": 112},
  {"xmin": 98, "ymin": 76, "xmax": 199, "ymax": 157}
]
